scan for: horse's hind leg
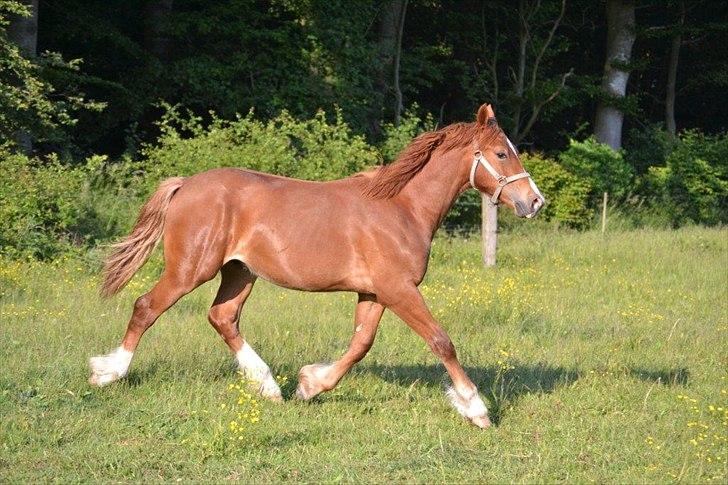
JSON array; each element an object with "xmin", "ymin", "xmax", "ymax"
[
  {"xmin": 89, "ymin": 269, "xmax": 201, "ymax": 386},
  {"xmin": 208, "ymin": 261, "xmax": 282, "ymax": 401},
  {"xmin": 296, "ymin": 293, "xmax": 384, "ymax": 400}
]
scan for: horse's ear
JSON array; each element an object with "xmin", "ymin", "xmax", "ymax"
[{"xmin": 476, "ymin": 103, "xmax": 496, "ymax": 125}]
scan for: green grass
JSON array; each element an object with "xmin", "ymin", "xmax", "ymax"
[{"xmin": 1, "ymin": 227, "xmax": 727, "ymax": 482}]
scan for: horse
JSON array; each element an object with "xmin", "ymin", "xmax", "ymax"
[{"xmin": 89, "ymin": 103, "xmax": 544, "ymax": 429}]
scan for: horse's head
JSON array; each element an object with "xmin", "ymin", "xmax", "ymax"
[{"xmin": 469, "ymin": 103, "xmax": 544, "ymax": 218}]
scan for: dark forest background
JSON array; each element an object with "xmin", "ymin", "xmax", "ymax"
[{"xmin": 22, "ymin": 0, "xmax": 728, "ymax": 154}]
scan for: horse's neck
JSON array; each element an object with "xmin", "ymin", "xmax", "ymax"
[{"xmin": 398, "ymin": 147, "xmax": 471, "ymax": 238}]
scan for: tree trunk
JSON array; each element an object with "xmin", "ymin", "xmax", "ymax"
[
  {"xmin": 371, "ymin": 0, "xmax": 400, "ymax": 135},
  {"xmin": 594, "ymin": 0, "xmax": 635, "ymax": 150},
  {"xmin": 7, "ymin": 0, "xmax": 37, "ymax": 56},
  {"xmin": 144, "ymin": 0, "xmax": 173, "ymax": 59},
  {"xmin": 392, "ymin": 0, "xmax": 408, "ymax": 126},
  {"xmin": 482, "ymin": 196, "xmax": 498, "ymax": 267},
  {"xmin": 665, "ymin": 3, "xmax": 684, "ymax": 138},
  {"xmin": 511, "ymin": 0, "xmax": 528, "ymax": 141},
  {"xmin": 7, "ymin": 0, "xmax": 38, "ymax": 154}
]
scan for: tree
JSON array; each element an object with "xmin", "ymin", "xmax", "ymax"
[
  {"xmin": 0, "ymin": 0, "xmax": 102, "ymax": 153},
  {"xmin": 392, "ymin": 0, "xmax": 408, "ymax": 126},
  {"xmin": 6, "ymin": 0, "xmax": 34, "ymax": 55},
  {"xmin": 5, "ymin": 0, "xmax": 36, "ymax": 152},
  {"xmin": 664, "ymin": 1, "xmax": 683, "ymax": 137},
  {"xmin": 143, "ymin": 0, "xmax": 173, "ymax": 60},
  {"xmin": 474, "ymin": 0, "xmax": 573, "ymax": 144},
  {"xmin": 594, "ymin": 0, "xmax": 636, "ymax": 150},
  {"xmin": 375, "ymin": 0, "xmax": 408, "ymax": 131}
]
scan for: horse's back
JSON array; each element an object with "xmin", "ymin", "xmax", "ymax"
[{"xmin": 161, "ymin": 167, "xmax": 382, "ymax": 292}]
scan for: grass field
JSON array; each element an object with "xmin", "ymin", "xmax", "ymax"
[{"xmin": 1, "ymin": 226, "xmax": 727, "ymax": 482}]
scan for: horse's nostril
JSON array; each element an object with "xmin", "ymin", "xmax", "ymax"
[{"xmin": 529, "ymin": 197, "xmax": 544, "ymax": 217}]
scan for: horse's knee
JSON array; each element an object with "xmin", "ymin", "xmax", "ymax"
[
  {"xmin": 207, "ymin": 307, "xmax": 238, "ymax": 334},
  {"xmin": 130, "ymin": 294, "xmax": 154, "ymax": 328},
  {"xmin": 429, "ymin": 329, "xmax": 456, "ymax": 360}
]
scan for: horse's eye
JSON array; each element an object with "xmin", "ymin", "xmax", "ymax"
[{"xmin": 497, "ymin": 152, "xmax": 508, "ymax": 160}]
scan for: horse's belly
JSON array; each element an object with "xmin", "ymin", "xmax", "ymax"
[{"xmin": 227, "ymin": 241, "xmax": 373, "ymax": 293}]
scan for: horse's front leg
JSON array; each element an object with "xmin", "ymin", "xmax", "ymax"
[
  {"xmin": 381, "ymin": 284, "xmax": 491, "ymax": 429},
  {"xmin": 296, "ymin": 293, "xmax": 384, "ymax": 400}
]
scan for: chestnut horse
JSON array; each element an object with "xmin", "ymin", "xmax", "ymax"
[{"xmin": 89, "ymin": 104, "xmax": 544, "ymax": 429}]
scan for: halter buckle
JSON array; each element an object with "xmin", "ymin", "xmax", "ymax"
[{"xmin": 497, "ymin": 175, "xmax": 508, "ymax": 186}]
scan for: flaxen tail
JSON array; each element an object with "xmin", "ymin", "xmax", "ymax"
[{"xmin": 101, "ymin": 177, "xmax": 185, "ymax": 298}]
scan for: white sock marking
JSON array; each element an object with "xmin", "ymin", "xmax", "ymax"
[
  {"xmin": 89, "ymin": 347, "xmax": 133, "ymax": 386},
  {"xmin": 235, "ymin": 342, "xmax": 281, "ymax": 399},
  {"xmin": 446, "ymin": 386, "xmax": 488, "ymax": 419}
]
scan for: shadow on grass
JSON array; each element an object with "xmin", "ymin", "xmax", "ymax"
[
  {"xmin": 125, "ymin": 362, "xmax": 166, "ymax": 387},
  {"xmin": 122, "ymin": 358, "xmax": 689, "ymax": 420},
  {"xmin": 125, "ymin": 360, "xmax": 232, "ymax": 387},
  {"xmin": 357, "ymin": 362, "xmax": 690, "ymax": 424},
  {"xmin": 356, "ymin": 362, "xmax": 578, "ymax": 424},
  {"xmin": 629, "ymin": 367, "xmax": 689, "ymax": 386}
]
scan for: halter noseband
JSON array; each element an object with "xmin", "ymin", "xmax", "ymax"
[{"xmin": 469, "ymin": 150, "xmax": 531, "ymax": 204}]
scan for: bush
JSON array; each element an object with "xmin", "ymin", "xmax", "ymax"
[
  {"xmin": 624, "ymin": 124, "xmax": 672, "ymax": 176},
  {"xmin": 521, "ymin": 152, "xmax": 593, "ymax": 229},
  {"xmin": 0, "ymin": 147, "xmax": 91, "ymax": 258},
  {"xmin": 559, "ymin": 137, "xmax": 633, "ymax": 204},
  {"xmin": 645, "ymin": 130, "xmax": 728, "ymax": 226},
  {"xmin": 138, "ymin": 105, "xmax": 380, "ymax": 196}
]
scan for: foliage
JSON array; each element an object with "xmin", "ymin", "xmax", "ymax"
[
  {"xmin": 558, "ymin": 137, "xmax": 634, "ymax": 204},
  {"xmin": 76, "ymin": 105, "xmax": 382, "ymax": 236},
  {"xmin": 460, "ymin": 0, "xmax": 577, "ymax": 143},
  {"xmin": 139, "ymin": 104, "xmax": 380, "ymax": 195},
  {"xmin": 3, "ymin": 107, "xmax": 726, "ymax": 261},
  {"xmin": 521, "ymin": 152, "xmax": 593, "ymax": 229},
  {"xmin": 0, "ymin": 146, "xmax": 91, "ymax": 258},
  {"xmin": 0, "ymin": 0, "xmax": 719, "ymax": 157},
  {"xmin": 623, "ymin": 123, "xmax": 673, "ymax": 176},
  {"xmin": 39, "ymin": 0, "xmax": 382, "ymax": 154},
  {"xmin": 0, "ymin": 0, "xmax": 103, "ymax": 148},
  {"xmin": 645, "ymin": 130, "xmax": 728, "ymax": 226}
]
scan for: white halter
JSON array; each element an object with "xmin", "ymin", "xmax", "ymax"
[{"xmin": 469, "ymin": 139, "xmax": 533, "ymax": 204}]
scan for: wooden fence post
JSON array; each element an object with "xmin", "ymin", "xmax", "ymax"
[
  {"xmin": 601, "ymin": 192, "xmax": 608, "ymax": 233},
  {"xmin": 482, "ymin": 195, "xmax": 497, "ymax": 267}
]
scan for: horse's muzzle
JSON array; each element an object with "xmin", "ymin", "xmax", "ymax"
[{"xmin": 515, "ymin": 196, "xmax": 544, "ymax": 219}]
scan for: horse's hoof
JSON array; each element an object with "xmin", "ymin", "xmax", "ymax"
[
  {"xmin": 267, "ymin": 392, "xmax": 284, "ymax": 403},
  {"xmin": 295, "ymin": 363, "xmax": 330, "ymax": 400},
  {"xmin": 294, "ymin": 376, "xmax": 318, "ymax": 400},
  {"xmin": 259, "ymin": 381, "xmax": 284, "ymax": 403},
  {"xmin": 294, "ymin": 384, "xmax": 311, "ymax": 400},
  {"xmin": 469, "ymin": 414, "xmax": 492, "ymax": 429},
  {"xmin": 89, "ymin": 372, "xmax": 117, "ymax": 387},
  {"xmin": 88, "ymin": 348, "xmax": 133, "ymax": 387}
]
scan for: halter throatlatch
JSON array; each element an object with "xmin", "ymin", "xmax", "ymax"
[{"xmin": 469, "ymin": 150, "xmax": 531, "ymax": 204}]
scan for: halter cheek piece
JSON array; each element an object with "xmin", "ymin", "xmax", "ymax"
[{"xmin": 469, "ymin": 150, "xmax": 531, "ymax": 204}]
